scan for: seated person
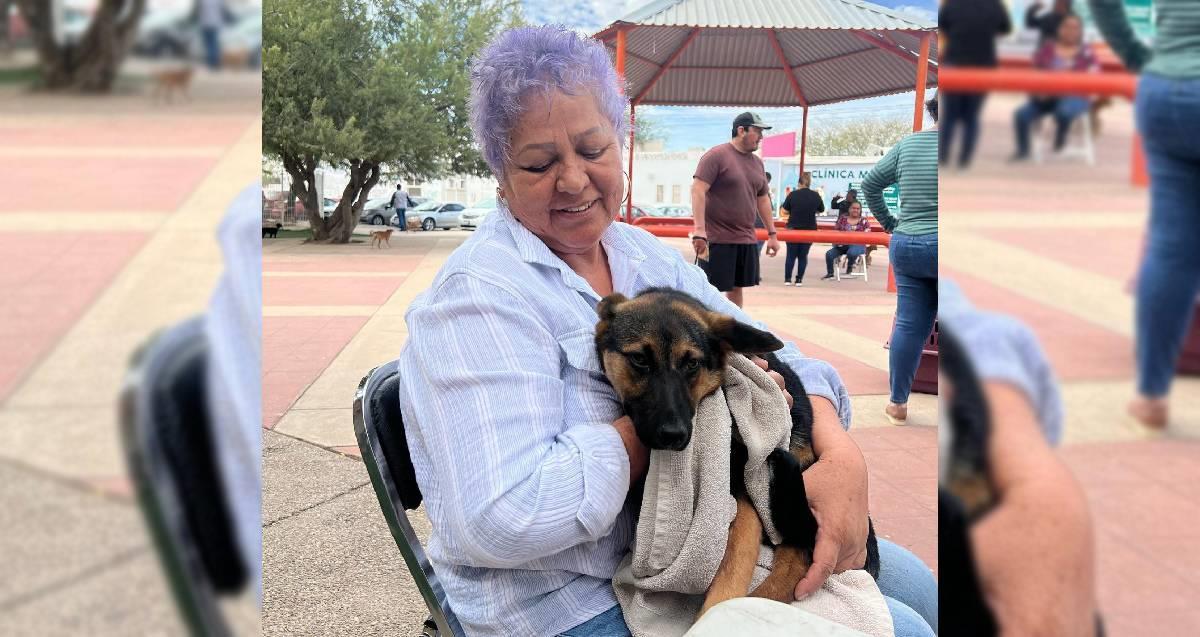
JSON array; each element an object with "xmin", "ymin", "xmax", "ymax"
[
  {"xmin": 1012, "ymin": 14, "xmax": 1100, "ymax": 161},
  {"xmin": 823, "ymin": 201, "xmax": 872, "ymax": 280},
  {"xmin": 396, "ymin": 25, "xmax": 937, "ymax": 637}
]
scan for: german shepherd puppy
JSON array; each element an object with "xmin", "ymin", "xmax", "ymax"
[{"xmin": 595, "ymin": 287, "xmax": 879, "ymax": 614}]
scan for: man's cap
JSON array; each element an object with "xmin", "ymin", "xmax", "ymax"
[{"xmin": 732, "ymin": 112, "xmax": 772, "ymax": 131}]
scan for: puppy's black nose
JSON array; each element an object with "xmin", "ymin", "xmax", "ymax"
[{"xmin": 656, "ymin": 423, "xmax": 691, "ymax": 451}]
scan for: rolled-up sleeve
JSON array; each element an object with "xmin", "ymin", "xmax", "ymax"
[
  {"xmin": 861, "ymin": 147, "xmax": 899, "ymax": 232},
  {"xmin": 673, "ymin": 256, "xmax": 853, "ymax": 430},
  {"xmin": 399, "ymin": 274, "xmax": 630, "ymax": 569}
]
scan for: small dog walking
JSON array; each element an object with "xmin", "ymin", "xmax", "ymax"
[
  {"xmin": 150, "ymin": 66, "xmax": 193, "ymax": 104},
  {"xmin": 262, "ymin": 223, "xmax": 282, "ymax": 239},
  {"xmin": 369, "ymin": 228, "xmax": 393, "ymax": 249}
]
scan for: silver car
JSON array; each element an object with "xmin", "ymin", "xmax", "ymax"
[
  {"xmin": 359, "ymin": 197, "xmax": 394, "ymax": 225},
  {"xmin": 406, "ymin": 201, "xmax": 465, "ymax": 231},
  {"xmin": 460, "ymin": 197, "xmax": 498, "ymax": 230}
]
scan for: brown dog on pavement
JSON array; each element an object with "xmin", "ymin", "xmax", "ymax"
[
  {"xmin": 150, "ymin": 66, "xmax": 193, "ymax": 104},
  {"xmin": 369, "ymin": 228, "xmax": 393, "ymax": 249}
]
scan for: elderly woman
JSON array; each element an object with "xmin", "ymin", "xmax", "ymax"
[{"xmin": 397, "ymin": 26, "xmax": 936, "ymax": 637}]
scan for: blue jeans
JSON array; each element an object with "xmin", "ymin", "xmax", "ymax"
[
  {"xmin": 784, "ymin": 242, "xmax": 813, "ymax": 283},
  {"xmin": 825, "ymin": 244, "xmax": 865, "ymax": 276},
  {"xmin": 1014, "ymin": 96, "xmax": 1090, "ymax": 157},
  {"xmin": 565, "ymin": 540, "xmax": 936, "ymax": 636},
  {"xmin": 941, "ymin": 91, "xmax": 988, "ymax": 168},
  {"xmin": 1135, "ymin": 74, "xmax": 1200, "ymax": 397},
  {"xmin": 889, "ymin": 233, "xmax": 938, "ymax": 404},
  {"xmin": 201, "ymin": 26, "xmax": 221, "ymax": 71}
]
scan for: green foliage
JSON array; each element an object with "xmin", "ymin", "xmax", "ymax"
[
  {"xmin": 263, "ymin": 0, "xmax": 524, "ymax": 180},
  {"xmin": 804, "ymin": 118, "xmax": 911, "ymax": 157}
]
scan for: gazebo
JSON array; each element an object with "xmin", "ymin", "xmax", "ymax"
[{"xmin": 593, "ymin": 0, "xmax": 937, "ymax": 221}]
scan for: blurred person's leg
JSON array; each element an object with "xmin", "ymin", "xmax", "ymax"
[
  {"xmin": 959, "ymin": 93, "xmax": 988, "ymax": 167},
  {"xmin": 1013, "ymin": 100, "xmax": 1043, "ymax": 159},
  {"xmin": 888, "ymin": 233, "xmax": 938, "ymax": 412},
  {"xmin": 940, "ymin": 93, "xmax": 963, "ymax": 165},
  {"xmin": 845, "ymin": 245, "xmax": 865, "ymax": 274},
  {"xmin": 203, "ymin": 27, "xmax": 220, "ymax": 70},
  {"xmin": 824, "ymin": 245, "xmax": 846, "ymax": 277},
  {"xmin": 784, "ymin": 242, "xmax": 798, "ymax": 283},
  {"xmin": 1133, "ymin": 74, "xmax": 1200, "ymax": 424},
  {"xmin": 795, "ymin": 243, "xmax": 812, "ymax": 284},
  {"xmin": 876, "ymin": 539, "xmax": 938, "ymax": 635},
  {"xmin": 1052, "ymin": 97, "xmax": 1091, "ymax": 152}
]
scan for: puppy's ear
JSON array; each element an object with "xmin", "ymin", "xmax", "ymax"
[
  {"xmin": 596, "ymin": 293, "xmax": 629, "ymax": 321},
  {"xmin": 709, "ymin": 314, "xmax": 784, "ymax": 354}
]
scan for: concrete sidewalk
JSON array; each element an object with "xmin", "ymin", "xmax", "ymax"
[
  {"xmin": 0, "ymin": 69, "xmax": 260, "ymax": 634},
  {"xmin": 261, "ymin": 224, "xmax": 938, "ymax": 634},
  {"xmin": 943, "ymin": 93, "xmax": 1200, "ymax": 636}
]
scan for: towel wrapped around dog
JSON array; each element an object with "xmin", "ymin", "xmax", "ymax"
[{"xmin": 612, "ymin": 354, "xmax": 893, "ymax": 637}]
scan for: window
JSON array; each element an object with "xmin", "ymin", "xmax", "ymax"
[
  {"xmin": 656, "ymin": 185, "xmax": 664, "ymax": 202},
  {"xmin": 672, "ymin": 185, "xmax": 681, "ymax": 204},
  {"xmin": 444, "ymin": 204, "xmax": 464, "ymax": 212}
]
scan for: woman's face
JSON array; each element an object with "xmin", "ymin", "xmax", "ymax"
[
  {"xmin": 848, "ymin": 202, "xmax": 862, "ymax": 218},
  {"xmin": 1058, "ymin": 16, "xmax": 1083, "ymax": 46},
  {"xmin": 499, "ymin": 90, "xmax": 623, "ymax": 257}
]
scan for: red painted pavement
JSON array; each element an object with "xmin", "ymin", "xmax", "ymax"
[
  {"xmin": 262, "ymin": 316, "xmax": 370, "ymax": 428},
  {"xmin": 2, "ymin": 157, "xmax": 218, "ymax": 212},
  {"xmin": 852, "ymin": 426, "xmax": 938, "ymax": 576},
  {"xmin": 0, "ymin": 232, "xmax": 148, "ymax": 401},
  {"xmin": 985, "ymin": 228, "xmax": 1143, "ymax": 284},
  {"xmin": 0, "ymin": 117, "xmax": 250, "ymax": 148},
  {"xmin": 264, "ymin": 255, "xmax": 426, "ymax": 273},
  {"xmin": 263, "ymin": 276, "xmax": 407, "ymax": 307},
  {"xmin": 943, "ymin": 268, "xmax": 1134, "ymax": 381}
]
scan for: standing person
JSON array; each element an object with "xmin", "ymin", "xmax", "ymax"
[
  {"xmin": 1010, "ymin": 14, "xmax": 1100, "ymax": 161},
  {"xmin": 861, "ymin": 98, "xmax": 939, "ymax": 426},
  {"xmin": 830, "ymin": 189, "xmax": 858, "ymax": 218},
  {"xmin": 821, "ymin": 201, "xmax": 872, "ymax": 280},
  {"xmin": 939, "ymin": 0, "xmax": 1012, "ymax": 168},
  {"xmin": 691, "ymin": 112, "xmax": 781, "ymax": 309},
  {"xmin": 1088, "ymin": 0, "xmax": 1200, "ymax": 429},
  {"xmin": 1026, "ymin": 0, "xmax": 1074, "ymax": 47},
  {"xmin": 391, "ymin": 182, "xmax": 411, "ymax": 232},
  {"xmin": 780, "ymin": 171, "xmax": 824, "ymax": 287},
  {"xmin": 197, "ymin": 0, "xmax": 226, "ymax": 71}
]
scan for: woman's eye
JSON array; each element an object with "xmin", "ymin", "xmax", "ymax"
[
  {"xmin": 522, "ymin": 162, "xmax": 552, "ymax": 173},
  {"xmin": 582, "ymin": 149, "xmax": 604, "ymax": 160}
]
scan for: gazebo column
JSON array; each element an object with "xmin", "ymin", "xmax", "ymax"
[
  {"xmin": 913, "ymin": 32, "xmax": 932, "ymax": 132},
  {"xmin": 798, "ymin": 106, "xmax": 809, "ymax": 173},
  {"xmin": 628, "ymin": 103, "xmax": 636, "ymax": 223}
]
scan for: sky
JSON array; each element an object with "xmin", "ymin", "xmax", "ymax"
[{"xmin": 520, "ymin": 0, "xmax": 937, "ymax": 151}]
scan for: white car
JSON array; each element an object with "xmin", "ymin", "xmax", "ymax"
[
  {"xmin": 394, "ymin": 201, "xmax": 465, "ymax": 231},
  {"xmin": 460, "ymin": 197, "xmax": 498, "ymax": 230}
]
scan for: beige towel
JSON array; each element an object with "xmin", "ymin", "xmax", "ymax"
[{"xmin": 613, "ymin": 354, "xmax": 893, "ymax": 637}]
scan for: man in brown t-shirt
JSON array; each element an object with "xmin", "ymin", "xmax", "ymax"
[{"xmin": 691, "ymin": 112, "xmax": 780, "ymax": 308}]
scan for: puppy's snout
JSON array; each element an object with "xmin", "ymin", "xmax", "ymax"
[{"xmin": 656, "ymin": 422, "xmax": 691, "ymax": 451}]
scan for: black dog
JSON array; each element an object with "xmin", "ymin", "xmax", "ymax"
[
  {"xmin": 595, "ymin": 287, "xmax": 878, "ymax": 615},
  {"xmin": 262, "ymin": 223, "xmax": 282, "ymax": 238}
]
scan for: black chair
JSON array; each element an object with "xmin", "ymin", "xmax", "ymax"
[
  {"xmin": 119, "ymin": 316, "xmax": 248, "ymax": 637},
  {"xmin": 353, "ymin": 361, "xmax": 463, "ymax": 637}
]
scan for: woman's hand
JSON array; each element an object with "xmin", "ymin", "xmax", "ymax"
[
  {"xmin": 793, "ymin": 397, "xmax": 870, "ymax": 600},
  {"xmin": 750, "ymin": 356, "xmax": 793, "ymax": 409},
  {"xmin": 612, "ymin": 415, "xmax": 649, "ymax": 485}
]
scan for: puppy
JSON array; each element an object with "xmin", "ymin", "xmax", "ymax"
[
  {"xmin": 369, "ymin": 228, "xmax": 393, "ymax": 249},
  {"xmin": 150, "ymin": 66, "xmax": 192, "ymax": 104},
  {"xmin": 595, "ymin": 287, "xmax": 879, "ymax": 615},
  {"xmin": 262, "ymin": 223, "xmax": 282, "ymax": 239}
]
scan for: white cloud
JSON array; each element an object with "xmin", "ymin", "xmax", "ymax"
[{"xmin": 893, "ymin": 5, "xmax": 936, "ymax": 25}]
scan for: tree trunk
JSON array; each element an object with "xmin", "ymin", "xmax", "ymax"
[
  {"xmin": 330, "ymin": 160, "xmax": 381, "ymax": 244},
  {"xmin": 15, "ymin": 0, "xmax": 145, "ymax": 92},
  {"xmin": 282, "ymin": 153, "xmax": 325, "ymax": 241}
]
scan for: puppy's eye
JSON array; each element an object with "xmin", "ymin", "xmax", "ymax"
[
  {"xmin": 683, "ymin": 358, "xmax": 700, "ymax": 372},
  {"xmin": 628, "ymin": 352, "xmax": 649, "ymax": 369}
]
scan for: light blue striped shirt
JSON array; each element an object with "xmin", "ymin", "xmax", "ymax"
[{"xmin": 397, "ymin": 204, "xmax": 852, "ymax": 637}]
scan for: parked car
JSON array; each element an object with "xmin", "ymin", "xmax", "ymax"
[
  {"xmin": 359, "ymin": 197, "xmax": 393, "ymax": 225},
  {"xmin": 653, "ymin": 204, "xmax": 692, "ymax": 218},
  {"xmin": 460, "ymin": 196, "xmax": 498, "ymax": 230},
  {"xmin": 395, "ymin": 201, "xmax": 465, "ymax": 231}
]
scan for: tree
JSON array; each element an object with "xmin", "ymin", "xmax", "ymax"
[
  {"xmin": 263, "ymin": 0, "xmax": 523, "ymax": 243},
  {"xmin": 804, "ymin": 118, "xmax": 911, "ymax": 157},
  {"xmin": 633, "ymin": 112, "xmax": 665, "ymax": 148},
  {"xmin": 15, "ymin": 0, "xmax": 145, "ymax": 92}
]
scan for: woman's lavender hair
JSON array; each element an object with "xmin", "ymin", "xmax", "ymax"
[{"xmin": 469, "ymin": 25, "xmax": 629, "ymax": 178}]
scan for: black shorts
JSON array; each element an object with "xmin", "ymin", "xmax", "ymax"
[{"xmin": 699, "ymin": 243, "xmax": 760, "ymax": 292}]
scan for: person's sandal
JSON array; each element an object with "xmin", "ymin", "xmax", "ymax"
[
  {"xmin": 1128, "ymin": 397, "xmax": 1168, "ymax": 431},
  {"xmin": 885, "ymin": 402, "xmax": 907, "ymax": 426}
]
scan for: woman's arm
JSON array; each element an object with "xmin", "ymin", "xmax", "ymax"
[
  {"xmin": 861, "ymin": 145, "xmax": 899, "ymax": 232},
  {"xmin": 399, "ymin": 274, "xmax": 632, "ymax": 568},
  {"xmin": 1086, "ymin": 0, "xmax": 1151, "ymax": 72}
]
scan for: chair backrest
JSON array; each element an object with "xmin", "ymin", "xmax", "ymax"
[
  {"xmin": 353, "ymin": 361, "xmax": 462, "ymax": 637},
  {"xmin": 119, "ymin": 316, "xmax": 247, "ymax": 637}
]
